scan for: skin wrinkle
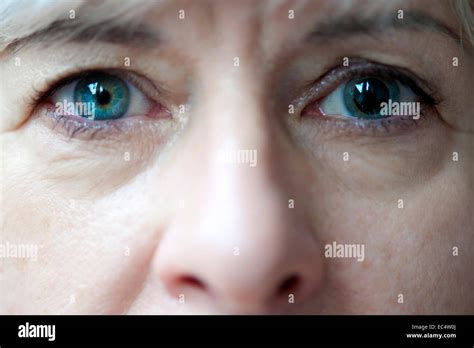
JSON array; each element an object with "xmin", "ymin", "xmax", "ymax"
[
  {"xmin": 0, "ymin": 0, "xmax": 157, "ymax": 49},
  {"xmin": 1, "ymin": 0, "xmax": 473, "ymax": 314}
]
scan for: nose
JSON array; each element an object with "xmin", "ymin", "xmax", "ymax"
[
  {"xmin": 154, "ymin": 142, "xmax": 323, "ymax": 313},
  {"xmin": 157, "ymin": 214, "xmax": 323, "ymax": 313},
  {"xmin": 156, "ymin": 179, "xmax": 324, "ymax": 313},
  {"xmin": 153, "ymin": 68, "xmax": 324, "ymax": 314}
]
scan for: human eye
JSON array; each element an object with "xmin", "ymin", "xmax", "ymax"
[
  {"xmin": 301, "ymin": 60, "xmax": 439, "ymax": 135},
  {"xmin": 33, "ymin": 69, "xmax": 170, "ymax": 139}
]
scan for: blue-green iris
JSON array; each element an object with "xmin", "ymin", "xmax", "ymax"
[
  {"xmin": 74, "ymin": 74, "xmax": 130, "ymax": 120},
  {"xmin": 343, "ymin": 77, "xmax": 399, "ymax": 119}
]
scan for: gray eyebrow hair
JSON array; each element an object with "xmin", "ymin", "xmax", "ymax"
[
  {"xmin": 306, "ymin": 10, "xmax": 465, "ymax": 49},
  {"xmin": 6, "ymin": 18, "xmax": 159, "ymax": 53}
]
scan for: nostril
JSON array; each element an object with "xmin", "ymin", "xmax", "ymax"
[
  {"xmin": 277, "ymin": 275, "xmax": 300, "ymax": 296},
  {"xmin": 178, "ymin": 275, "xmax": 206, "ymax": 290}
]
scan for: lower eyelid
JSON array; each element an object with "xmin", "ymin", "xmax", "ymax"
[
  {"xmin": 303, "ymin": 107, "xmax": 431, "ymax": 138},
  {"xmin": 37, "ymin": 103, "xmax": 172, "ymax": 142},
  {"xmin": 44, "ymin": 105, "xmax": 126, "ymax": 140}
]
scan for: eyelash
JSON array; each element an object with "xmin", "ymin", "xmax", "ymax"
[{"xmin": 298, "ymin": 60, "xmax": 441, "ymax": 136}]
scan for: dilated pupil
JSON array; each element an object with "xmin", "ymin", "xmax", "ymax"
[
  {"xmin": 352, "ymin": 78, "xmax": 389, "ymax": 115},
  {"xmin": 96, "ymin": 85, "xmax": 112, "ymax": 106}
]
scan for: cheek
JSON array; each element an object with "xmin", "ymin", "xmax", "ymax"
[
  {"xmin": 293, "ymin": 114, "xmax": 452, "ymax": 200},
  {"xmin": 2, "ymin": 121, "xmax": 175, "ymax": 313},
  {"xmin": 1, "ymin": 182, "xmax": 67, "ymax": 313},
  {"xmin": 1, "ymin": 158, "xmax": 162, "ymax": 314},
  {"xmin": 316, "ymin": 165, "xmax": 473, "ymax": 314}
]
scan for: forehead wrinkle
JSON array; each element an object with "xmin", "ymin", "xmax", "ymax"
[
  {"xmin": 265, "ymin": 0, "xmax": 466, "ymax": 50},
  {"xmin": 299, "ymin": 0, "xmax": 399, "ymax": 20},
  {"xmin": 266, "ymin": 0, "xmax": 443, "ymax": 29},
  {"xmin": 0, "ymin": 0, "xmax": 159, "ymax": 52},
  {"xmin": 0, "ymin": 0, "xmax": 83, "ymax": 50},
  {"xmin": 265, "ymin": 0, "xmax": 312, "ymax": 20},
  {"xmin": 7, "ymin": 20, "xmax": 160, "ymax": 56},
  {"xmin": 264, "ymin": 0, "xmax": 404, "ymax": 43}
]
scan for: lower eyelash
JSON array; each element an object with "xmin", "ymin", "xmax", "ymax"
[
  {"xmin": 44, "ymin": 105, "xmax": 119, "ymax": 140},
  {"xmin": 313, "ymin": 109, "xmax": 429, "ymax": 137},
  {"xmin": 42, "ymin": 103, "xmax": 172, "ymax": 143}
]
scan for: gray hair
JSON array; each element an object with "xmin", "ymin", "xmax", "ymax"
[{"xmin": 453, "ymin": 0, "xmax": 474, "ymax": 44}]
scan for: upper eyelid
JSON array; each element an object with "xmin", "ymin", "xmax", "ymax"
[
  {"xmin": 295, "ymin": 60, "xmax": 439, "ymax": 110},
  {"xmin": 312, "ymin": 61, "xmax": 432, "ymax": 97},
  {"xmin": 31, "ymin": 68, "xmax": 164, "ymax": 108}
]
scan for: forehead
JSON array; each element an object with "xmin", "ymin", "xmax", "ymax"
[
  {"xmin": 0, "ymin": 0, "xmax": 461, "ymax": 61},
  {"xmin": 119, "ymin": 0, "xmax": 456, "ymax": 52},
  {"xmin": 0, "ymin": 0, "xmax": 452, "ymax": 35},
  {"xmin": 137, "ymin": 0, "xmax": 451, "ymax": 28}
]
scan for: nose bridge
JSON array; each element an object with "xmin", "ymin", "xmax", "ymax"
[
  {"xmin": 189, "ymin": 62, "xmax": 288, "ymax": 229},
  {"xmin": 201, "ymin": 61, "xmax": 270, "ymax": 145}
]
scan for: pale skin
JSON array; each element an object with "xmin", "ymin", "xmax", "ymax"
[{"xmin": 0, "ymin": 0, "xmax": 473, "ymax": 314}]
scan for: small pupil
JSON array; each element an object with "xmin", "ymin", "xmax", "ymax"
[
  {"xmin": 352, "ymin": 78, "xmax": 389, "ymax": 115},
  {"xmin": 96, "ymin": 85, "xmax": 111, "ymax": 105}
]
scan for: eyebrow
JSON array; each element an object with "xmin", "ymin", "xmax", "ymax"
[
  {"xmin": 4, "ymin": 8, "xmax": 465, "ymax": 55},
  {"xmin": 6, "ymin": 19, "xmax": 159, "ymax": 53},
  {"xmin": 306, "ymin": 11, "xmax": 464, "ymax": 48}
]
